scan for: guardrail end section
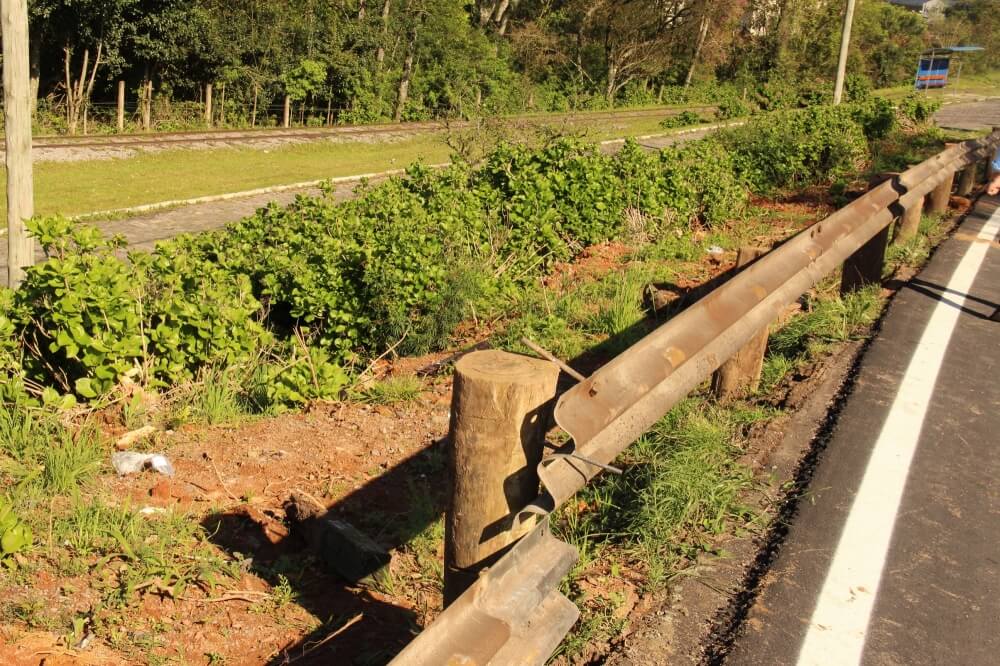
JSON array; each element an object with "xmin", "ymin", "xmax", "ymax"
[{"xmin": 390, "ymin": 519, "xmax": 579, "ymax": 666}]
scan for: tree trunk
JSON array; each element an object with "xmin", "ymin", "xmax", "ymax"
[
  {"xmin": 358, "ymin": 0, "xmax": 366, "ymax": 20},
  {"xmin": 116, "ymin": 80, "xmax": 125, "ymax": 132},
  {"xmin": 63, "ymin": 46, "xmax": 75, "ymax": 132},
  {"xmin": 394, "ymin": 32, "xmax": 415, "ymax": 122},
  {"xmin": 69, "ymin": 47, "xmax": 89, "ymax": 134},
  {"xmin": 282, "ymin": 94, "xmax": 290, "ymax": 128},
  {"xmin": 218, "ymin": 82, "xmax": 225, "ymax": 126},
  {"xmin": 685, "ymin": 16, "xmax": 710, "ymax": 88},
  {"xmin": 142, "ymin": 78, "xmax": 152, "ymax": 131},
  {"xmin": 605, "ymin": 61, "xmax": 618, "ymax": 103},
  {"xmin": 376, "ymin": 0, "xmax": 391, "ymax": 69},
  {"xmin": 326, "ymin": 92, "xmax": 333, "ymax": 126},
  {"xmin": 477, "ymin": 0, "xmax": 496, "ymax": 26},
  {"xmin": 79, "ymin": 41, "xmax": 102, "ymax": 136}
]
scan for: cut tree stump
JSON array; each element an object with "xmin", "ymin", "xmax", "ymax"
[{"xmin": 443, "ymin": 350, "xmax": 559, "ymax": 606}]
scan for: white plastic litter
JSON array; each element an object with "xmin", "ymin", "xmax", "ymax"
[
  {"xmin": 707, "ymin": 245, "xmax": 725, "ymax": 255},
  {"xmin": 111, "ymin": 451, "xmax": 175, "ymax": 477}
]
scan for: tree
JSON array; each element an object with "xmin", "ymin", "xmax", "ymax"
[
  {"xmin": 31, "ymin": 0, "xmax": 132, "ymax": 133},
  {"xmin": 938, "ymin": 0, "xmax": 1000, "ymax": 72}
]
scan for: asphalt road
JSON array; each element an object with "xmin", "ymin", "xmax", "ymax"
[{"xmin": 726, "ymin": 196, "xmax": 1000, "ymax": 666}]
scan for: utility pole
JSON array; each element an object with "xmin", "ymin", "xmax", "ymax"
[
  {"xmin": 833, "ymin": 0, "xmax": 857, "ymax": 105},
  {"xmin": 2, "ymin": 0, "xmax": 35, "ymax": 287}
]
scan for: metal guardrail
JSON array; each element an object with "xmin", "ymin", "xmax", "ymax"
[{"xmin": 391, "ymin": 130, "xmax": 1000, "ymax": 665}]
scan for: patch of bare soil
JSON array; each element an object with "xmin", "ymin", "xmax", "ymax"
[{"xmin": 0, "ymin": 371, "xmax": 457, "ymax": 666}]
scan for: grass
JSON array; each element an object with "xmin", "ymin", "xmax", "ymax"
[
  {"xmin": 884, "ymin": 213, "xmax": 949, "ymax": 275},
  {"xmin": 551, "ymin": 398, "xmax": 764, "ymax": 659},
  {"xmin": 169, "ymin": 372, "xmax": 248, "ymax": 426},
  {"xmin": 0, "ymin": 406, "xmax": 104, "ymax": 495},
  {"xmin": 0, "ymin": 403, "xmax": 240, "ymax": 660},
  {"xmin": 1, "ymin": 112, "xmax": 672, "ymax": 221},
  {"xmin": 351, "ymin": 375, "xmax": 423, "ymax": 405}
]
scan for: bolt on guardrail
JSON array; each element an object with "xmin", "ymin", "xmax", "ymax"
[{"xmin": 390, "ymin": 131, "xmax": 1000, "ymax": 666}]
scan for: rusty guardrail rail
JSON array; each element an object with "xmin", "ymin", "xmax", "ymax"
[{"xmin": 391, "ymin": 130, "xmax": 1000, "ymax": 665}]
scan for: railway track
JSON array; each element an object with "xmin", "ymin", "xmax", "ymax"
[{"xmin": 23, "ymin": 106, "xmax": 712, "ymax": 152}]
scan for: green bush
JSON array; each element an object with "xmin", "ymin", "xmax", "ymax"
[
  {"xmin": 851, "ymin": 96, "xmax": 898, "ymax": 140},
  {"xmin": 897, "ymin": 94, "xmax": 941, "ymax": 125},
  {"xmin": 0, "ymin": 498, "xmax": 31, "ymax": 567},
  {"xmin": 659, "ymin": 111, "xmax": 706, "ymax": 129},
  {"xmin": 720, "ymin": 105, "xmax": 869, "ymax": 192},
  {"xmin": 0, "ymin": 109, "xmax": 897, "ymax": 407},
  {"xmin": 13, "ymin": 217, "xmax": 266, "ymax": 400}
]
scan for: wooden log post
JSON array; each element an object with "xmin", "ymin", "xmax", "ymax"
[
  {"xmin": 218, "ymin": 82, "xmax": 225, "ymax": 126},
  {"xmin": 204, "ymin": 83, "xmax": 213, "ymax": 128},
  {"xmin": 896, "ymin": 195, "xmax": 923, "ymax": 245},
  {"xmin": 928, "ymin": 146, "xmax": 956, "ymax": 215},
  {"xmin": 956, "ymin": 163, "xmax": 977, "ymax": 196},
  {"xmin": 141, "ymin": 79, "xmax": 152, "ymax": 131},
  {"xmin": 444, "ymin": 350, "xmax": 559, "ymax": 606},
  {"xmin": 841, "ymin": 174, "xmax": 894, "ymax": 295},
  {"xmin": 712, "ymin": 247, "xmax": 770, "ymax": 401},
  {"xmin": 2, "ymin": 0, "xmax": 35, "ymax": 288},
  {"xmin": 282, "ymin": 94, "xmax": 291, "ymax": 128},
  {"xmin": 116, "ymin": 80, "xmax": 125, "ymax": 132}
]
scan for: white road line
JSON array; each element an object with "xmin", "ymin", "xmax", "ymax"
[{"xmin": 797, "ymin": 207, "xmax": 1000, "ymax": 666}]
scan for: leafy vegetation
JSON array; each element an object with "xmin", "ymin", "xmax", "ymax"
[{"xmin": 0, "ymin": 99, "xmax": 940, "ymax": 410}]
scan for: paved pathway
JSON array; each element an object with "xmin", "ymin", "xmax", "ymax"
[
  {"xmin": 0, "ymin": 179, "xmax": 360, "ymax": 285},
  {"xmin": 935, "ymin": 98, "xmax": 1000, "ymax": 131},
  {"xmin": 727, "ymin": 196, "xmax": 1000, "ymax": 666}
]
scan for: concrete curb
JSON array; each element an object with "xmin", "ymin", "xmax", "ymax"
[{"xmin": 70, "ymin": 164, "xmax": 453, "ymax": 222}]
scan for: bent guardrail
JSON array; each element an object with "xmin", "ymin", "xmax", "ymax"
[{"xmin": 391, "ymin": 130, "xmax": 1000, "ymax": 666}]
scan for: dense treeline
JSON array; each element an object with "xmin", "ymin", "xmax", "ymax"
[{"xmin": 21, "ymin": 0, "xmax": 995, "ymax": 132}]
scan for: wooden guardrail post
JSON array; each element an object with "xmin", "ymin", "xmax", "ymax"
[
  {"xmin": 928, "ymin": 146, "xmax": 957, "ymax": 214},
  {"xmin": 444, "ymin": 350, "xmax": 559, "ymax": 606},
  {"xmin": 895, "ymin": 166, "xmax": 922, "ymax": 244},
  {"xmin": 956, "ymin": 162, "xmax": 977, "ymax": 196},
  {"xmin": 842, "ymin": 175, "xmax": 892, "ymax": 293},
  {"xmin": 712, "ymin": 247, "xmax": 769, "ymax": 401}
]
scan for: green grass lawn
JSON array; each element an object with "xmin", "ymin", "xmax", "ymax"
[{"xmin": 2, "ymin": 113, "xmax": 672, "ymax": 220}]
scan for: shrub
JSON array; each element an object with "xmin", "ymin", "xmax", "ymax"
[
  {"xmin": 897, "ymin": 94, "xmax": 941, "ymax": 125},
  {"xmin": 14, "ymin": 217, "xmax": 266, "ymax": 399},
  {"xmin": 659, "ymin": 111, "xmax": 706, "ymax": 129},
  {"xmin": 851, "ymin": 96, "xmax": 898, "ymax": 140},
  {"xmin": 0, "ymin": 112, "xmax": 895, "ymax": 407},
  {"xmin": 720, "ymin": 105, "xmax": 869, "ymax": 192}
]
